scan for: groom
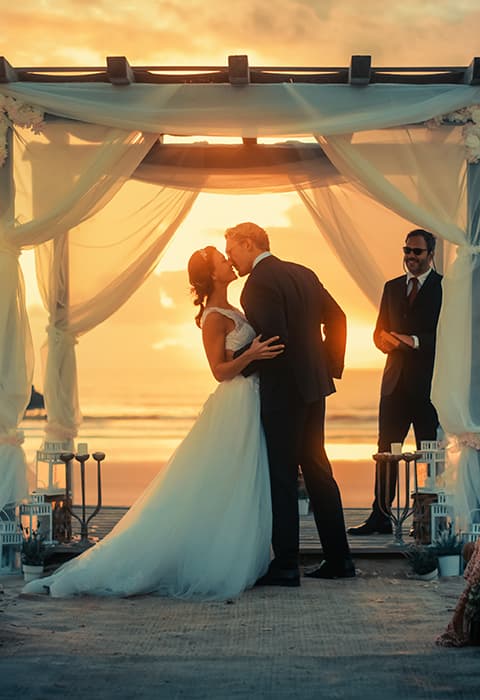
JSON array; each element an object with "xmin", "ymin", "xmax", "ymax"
[{"xmin": 225, "ymin": 222, "xmax": 355, "ymax": 585}]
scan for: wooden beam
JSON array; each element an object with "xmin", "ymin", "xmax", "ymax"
[
  {"xmin": 349, "ymin": 55, "xmax": 371, "ymax": 85},
  {"xmin": 0, "ymin": 57, "xmax": 18, "ymax": 83},
  {"xmin": 228, "ymin": 55, "xmax": 250, "ymax": 85},
  {"xmin": 106, "ymin": 56, "xmax": 135, "ymax": 85},
  {"xmin": 463, "ymin": 57, "xmax": 480, "ymax": 85}
]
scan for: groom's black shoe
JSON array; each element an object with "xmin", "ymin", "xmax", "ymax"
[
  {"xmin": 347, "ymin": 517, "xmax": 392, "ymax": 536},
  {"xmin": 255, "ymin": 566, "xmax": 300, "ymax": 588},
  {"xmin": 305, "ymin": 557, "xmax": 356, "ymax": 580}
]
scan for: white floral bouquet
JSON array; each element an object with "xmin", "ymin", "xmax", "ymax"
[
  {"xmin": 426, "ymin": 104, "xmax": 480, "ymax": 164},
  {"xmin": 0, "ymin": 93, "xmax": 45, "ymax": 167}
]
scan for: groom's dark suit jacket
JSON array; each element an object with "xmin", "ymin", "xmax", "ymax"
[
  {"xmin": 374, "ymin": 270, "xmax": 443, "ymax": 399},
  {"xmin": 240, "ymin": 255, "xmax": 346, "ymax": 408}
]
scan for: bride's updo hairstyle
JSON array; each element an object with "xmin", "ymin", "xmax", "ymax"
[{"xmin": 188, "ymin": 246, "xmax": 216, "ymax": 328}]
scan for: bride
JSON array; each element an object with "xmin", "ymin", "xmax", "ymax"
[{"xmin": 23, "ymin": 246, "xmax": 283, "ymax": 600}]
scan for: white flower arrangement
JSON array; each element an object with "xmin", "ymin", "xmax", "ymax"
[
  {"xmin": 0, "ymin": 93, "xmax": 45, "ymax": 167},
  {"xmin": 426, "ymin": 104, "xmax": 480, "ymax": 163},
  {"xmin": 457, "ymin": 432, "xmax": 480, "ymax": 450}
]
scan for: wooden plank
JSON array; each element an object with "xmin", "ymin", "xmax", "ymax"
[
  {"xmin": 349, "ymin": 55, "xmax": 371, "ymax": 85},
  {"xmin": 0, "ymin": 57, "xmax": 18, "ymax": 83},
  {"xmin": 1, "ymin": 59, "xmax": 476, "ymax": 85},
  {"xmin": 107, "ymin": 56, "xmax": 135, "ymax": 85},
  {"xmin": 228, "ymin": 55, "xmax": 250, "ymax": 85},
  {"xmin": 463, "ymin": 57, "xmax": 480, "ymax": 85},
  {"xmin": 71, "ymin": 506, "xmax": 411, "ymax": 556}
]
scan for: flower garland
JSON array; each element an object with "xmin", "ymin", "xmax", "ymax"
[
  {"xmin": 456, "ymin": 432, "xmax": 480, "ymax": 451},
  {"xmin": 0, "ymin": 93, "xmax": 45, "ymax": 167},
  {"xmin": 425, "ymin": 104, "xmax": 480, "ymax": 164}
]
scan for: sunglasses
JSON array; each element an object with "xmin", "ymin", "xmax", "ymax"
[{"xmin": 403, "ymin": 246, "xmax": 428, "ymax": 256}]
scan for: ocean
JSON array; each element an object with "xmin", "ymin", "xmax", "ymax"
[{"xmin": 20, "ymin": 368, "xmax": 418, "ymax": 509}]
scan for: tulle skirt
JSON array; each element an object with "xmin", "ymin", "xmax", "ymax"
[{"xmin": 23, "ymin": 375, "xmax": 271, "ymax": 600}]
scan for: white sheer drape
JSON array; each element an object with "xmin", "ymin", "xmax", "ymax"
[
  {"xmin": 0, "ymin": 127, "xmax": 32, "ymax": 509},
  {"xmin": 35, "ymin": 184, "xmax": 198, "ymax": 440},
  {"xmin": 3, "ymin": 83, "xmax": 480, "ymax": 137},
  {"xmin": 14, "ymin": 122, "xmax": 197, "ymax": 440},
  {"xmin": 295, "ymin": 183, "xmax": 393, "ymax": 308},
  {"xmin": 0, "ymin": 249, "xmax": 32, "ymax": 508},
  {"xmin": 318, "ymin": 127, "xmax": 480, "ymax": 522},
  {"xmin": 0, "ymin": 123, "xmax": 159, "ymax": 507}
]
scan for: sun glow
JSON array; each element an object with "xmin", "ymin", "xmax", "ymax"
[{"xmin": 156, "ymin": 191, "xmax": 293, "ymax": 274}]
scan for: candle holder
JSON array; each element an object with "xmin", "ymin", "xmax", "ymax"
[
  {"xmin": 373, "ymin": 451, "xmax": 419, "ymax": 546},
  {"xmin": 59, "ymin": 449, "xmax": 105, "ymax": 548}
]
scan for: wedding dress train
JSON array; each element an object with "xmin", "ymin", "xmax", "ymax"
[{"xmin": 23, "ymin": 308, "xmax": 271, "ymax": 599}]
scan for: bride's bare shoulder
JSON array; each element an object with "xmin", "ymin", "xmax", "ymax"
[{"xmin": 202, "ymin": 309, "xmax": 235, "ymax": 334}]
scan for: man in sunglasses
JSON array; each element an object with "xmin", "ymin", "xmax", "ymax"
[{"xmin": 349, "ymin": 229, "xmax": 442, "ymax": 536}]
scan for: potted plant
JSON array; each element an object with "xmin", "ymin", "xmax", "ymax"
[
  {"xmin": 432, "ymin": 525, "xmax": 462, "ymax": 576},
  {"xmin": 465, "ymin": 582, "xmax": 480, "ymax": 646},
  {"xmin": 403, "ymin": 544, "xmax": 438, "ymax": 580},
  {"xmin": 21, "ymin": 527, "xmax": 46, "ymax": 582}
]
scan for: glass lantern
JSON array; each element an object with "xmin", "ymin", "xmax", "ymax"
[{"xmin": 33, "ymin": 440, "xmax": 72, "ymax": 496}]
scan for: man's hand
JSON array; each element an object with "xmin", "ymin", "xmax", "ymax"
[
  {"xmin": 378, "ymin": 329, "xmax": 401, "ymax": 353},
  {"xmin": 390, "ymin": 332, "xmax": 415, "ymax": 348}
]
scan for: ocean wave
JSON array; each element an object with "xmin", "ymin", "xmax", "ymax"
[{"xmin": 24, "ymin": 410, "xmax": 378, "ymax": 423}]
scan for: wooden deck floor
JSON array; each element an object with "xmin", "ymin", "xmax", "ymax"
[{"xmin": 71, "ymin": 506, "xmax": 412, "ymax": 557}]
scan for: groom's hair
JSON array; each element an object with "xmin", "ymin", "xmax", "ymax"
[{"xmin": 225, "ymin": 222, "xmax": 270, "ymax": 252}]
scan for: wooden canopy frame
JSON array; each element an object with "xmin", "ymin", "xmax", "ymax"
[{"xmin": 1, "ymin": 54, "xmax": 480, "ymax": 87}]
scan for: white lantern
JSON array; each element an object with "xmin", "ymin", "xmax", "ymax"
[
  {"xmin": 19, "ymin": 494, "xmax": 53, "ymax": 545},
  {"xmin": 417, "ymin": 441, "xmax": 445, "ymax": 492},
  {"xmin": 0, "ymin": 515, "xmax": 22, "ymax": 573},
  {"xmin": 430, "ymin": 493, "xmax": 455, "ymax": 543},
  {"xmin": 33, "ymin": 440, "xmax": 72, "ymax": 496}
]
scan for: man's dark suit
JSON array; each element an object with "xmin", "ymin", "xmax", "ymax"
[
  {"xmin": 240, "ymin": 254, "xmax": 351, "ymax": 569},
  {"xmin": 372, "ymin": 269, "xmax": 443, "ymax": 519}
]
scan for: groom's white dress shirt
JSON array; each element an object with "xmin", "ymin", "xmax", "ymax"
[{"xmin": 252, "ymin": 251, "xmax": 272, "ymax": 269}]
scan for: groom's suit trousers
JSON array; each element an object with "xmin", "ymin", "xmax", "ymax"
[{"xmin": 261, "ymin": 389, "xmax": 350, "ymax": 570}]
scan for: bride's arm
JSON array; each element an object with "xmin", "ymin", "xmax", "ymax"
[{"xmin": 202, "ymin": 312, "xmax": 284, "ymax": 382}]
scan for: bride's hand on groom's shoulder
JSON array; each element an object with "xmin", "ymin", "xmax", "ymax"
[{"xmin": 248, "ymin": 335, "xmax": 285, "ymax": 361}]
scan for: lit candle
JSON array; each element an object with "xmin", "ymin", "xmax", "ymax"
[
  {"xmin": 77, "ymin": 442, "xmax": 89, "ymax": 456},
  {"xmin": 390, "ymin": 443, "xmax": 403, "ymax": 455}
]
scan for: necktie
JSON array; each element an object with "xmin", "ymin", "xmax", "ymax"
[{"xmin": 408, "ymin": 277, "xmax": 419, "ymax": 305}]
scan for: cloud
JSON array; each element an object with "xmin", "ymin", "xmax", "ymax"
[
  {"xmin": 159, "ymin": 290, "xmax": 175, "ymax": 309},
  {"xmin": 2, "ymin": 1, "xmax": 479, "ymax": 67}
]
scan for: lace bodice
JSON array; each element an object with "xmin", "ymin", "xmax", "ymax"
[{"xmin": 201, "ymin": 306, "xmax": 255, "ymax": 352}]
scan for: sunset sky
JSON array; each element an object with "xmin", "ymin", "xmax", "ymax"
[{"xmin": 2, "ymin": 0, "xmax": 479, "ymax": 396}]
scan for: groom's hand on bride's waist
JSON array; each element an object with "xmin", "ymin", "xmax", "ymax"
[{"xmin": 233, "ymin": 342, "xmax": 258, "ymax": 377}]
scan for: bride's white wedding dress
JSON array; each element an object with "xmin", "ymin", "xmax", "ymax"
[{"xmin": 23, "ymin": 307, "xmax": 271, "ymax": 600}]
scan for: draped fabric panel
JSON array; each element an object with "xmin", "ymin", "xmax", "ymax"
[
  {"xmin": 318, "ymin": 127, "xmax": 480, "ymax": 523},
  {"xmin": 35, "ymin": 184, "xmax": 198, "ymax": 440},
  {"xmin": 133, "ymin": 141, "xmax": 345, "ymax": 193},
  {"xmin": 295, "ymin": 183, "xmax": 390, "ymax": 308},
  {"xmin": 0, "ymin": 122, "xmax": 158, "ymax": 507},
  {"xmin": 431, "ymin": 162, "xmax": 480, "ymax": 526},
  {"xmin": 0, "ymin": 126, "xmax": 32, "ymax": 509},
  {"xmin": 3, "ymin": 83, "xmax": 480, "ymax": 137}
]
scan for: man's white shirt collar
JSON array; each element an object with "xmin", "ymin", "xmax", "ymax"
[
  {"xmin": 252, "ymin": 251, "xmax": 272, "ymax": 269},
  {"xmin": 406, "ymin": 267, "xmax": 432, "ymax": 288}
]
